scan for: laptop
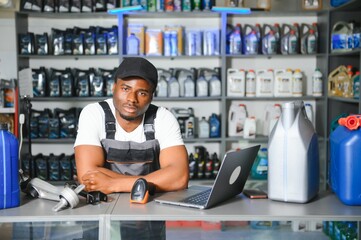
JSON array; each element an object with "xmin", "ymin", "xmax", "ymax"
[{"xmin": 155, "ymin": 145, "xmax": 260, "ymax": 209}]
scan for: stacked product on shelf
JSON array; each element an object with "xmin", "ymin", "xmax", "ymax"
[
  {"xmin": 328, "ymin": 65, "xmax": 360, "ymax": 99},
  {"xmin": 18, "ymin": 26, "xmax": 119, "ymax": 56},
  {"xmin": 188, "ymin": 145, "xmax": 220, "ymax": 180},
  {"xmin": 126, "ymin": 23, "xmax": 220, "ymax": 56},
  {"xmin": 227, "ymin": 68, "xmax": 324, "ymax": 98},
  {"xmin": 227, "ymin": 22, "xmax": 319, "ymax": 55}
]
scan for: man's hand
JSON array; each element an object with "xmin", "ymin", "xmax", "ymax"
[{"xmin": 81, "ymin": 170, "xmax": 114, "ymax": 194}]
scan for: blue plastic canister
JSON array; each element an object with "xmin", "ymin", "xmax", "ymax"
[
  {"xmin": 0, "ymin": 123, "xmax": 20, "ymax": 209},
  {"xmin": 330, "ymin": 115, "xmax": 361, "ymax": 205}
]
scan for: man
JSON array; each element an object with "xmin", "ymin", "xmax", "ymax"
[{"xmin": 74, "ymin": 57, "xmax": 189, "ymax": 239}]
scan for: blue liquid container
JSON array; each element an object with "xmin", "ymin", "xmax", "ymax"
[
  {"xmin": 330, "ymin": 0, "xmax": 351, "ymax": 7},
  {"xmin": 0, "ymin": 123, "xmax": 20, "ymax": 209},
  {"xmin": 330, "ymin": 115, "xmax": 361, "ymax": 205},
  {"xmin": 251, "ymin": 148, "xmax": 268, "ymax": 180}
]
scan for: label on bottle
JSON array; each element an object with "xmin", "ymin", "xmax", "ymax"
[
  {"xmin": 246, "ymin": 72, "xmax": 256, "ymax": 96},
  {"xmin": 312, "ymin": 72, "xmax": 323, "ymax": 96},
  {"xmin": 332, "ymin": 34, "xmax": 347, "ymax": 50}
]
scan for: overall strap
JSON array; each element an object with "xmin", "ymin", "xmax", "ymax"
[
  {"xmin": 99, "ymin": 101, "xmax": 158, "ymax": 140},
  {"xmin": 144, "ymin": 104, "xmax": 158, "ymax": 141},
  {"xmin": 99, "ymin": 101, "xmax": 116, "ymax": 139}
]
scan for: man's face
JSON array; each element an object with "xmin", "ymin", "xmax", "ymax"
[{"xmin": 112, "ymin": 77, "xmax": 153, "ymax": 121}]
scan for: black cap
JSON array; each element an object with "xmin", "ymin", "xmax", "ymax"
[{"xmin": 114, "ymin": 57, "xmax": 158, "ymax": 90}]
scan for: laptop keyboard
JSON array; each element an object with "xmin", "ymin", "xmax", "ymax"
[{"xmin": 180, "ymin": 188, "xmax": 212, "ymax": 206}]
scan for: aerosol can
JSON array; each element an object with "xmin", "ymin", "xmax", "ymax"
[{"xmin": 268, "ymin": 101, "xmax": 319, "ymax": 203}]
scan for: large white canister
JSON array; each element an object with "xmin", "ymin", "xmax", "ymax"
[{"xmin": 268, "ymin": 101, "xmax": 319, "ymax": 203}]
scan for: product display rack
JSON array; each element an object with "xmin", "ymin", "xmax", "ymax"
[
  {"xmin": 8, "ymin": 1, "xmax": 361, "ymax": 238},
  {"xmin": 15, "ymin": 4, "xmax": 329, "ymax": 185},
  {"xmin": 326, "ymin": 0, "xmax": 361, "ymax": 193}
]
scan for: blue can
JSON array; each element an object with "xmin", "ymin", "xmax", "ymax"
[
  {"xmin": 164, "ymin": 32, "xmax": 171, "ymax": 56},
  {"xmin": 330, "ymin": 115, "xmax": 361, "ymax": 205},
  {"xmin": 170, "ymin": 31, "xmax": 178, "ymax": 56},
  {"xmin": 187, "ymin": 31, "xmax": 197, "ymax": 56},
  {"xmin": 0, "ymin": 123, "xmax": 20, "ymax": 209}
]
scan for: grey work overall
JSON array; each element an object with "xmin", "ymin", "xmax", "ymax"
[{"xmin": 98, "ymin": 101, "xmax": 165, "ymax": 240}]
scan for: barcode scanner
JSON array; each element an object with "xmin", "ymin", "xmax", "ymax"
[{"xmin": 130, "ymin": 178, "xmax": 156, "ymax": 204}]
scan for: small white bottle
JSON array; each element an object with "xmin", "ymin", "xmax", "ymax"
[
  {"xmin": 312, "ymin": 68, "xmax": 323, "ymax": 97},
  {"xmin": 156, "ymin": 76, "xmax": 168, "ymax": 97},
  {"xmin": 184, "ymin": 75, "xmax": 195, "ymax": 97},
  {"xmin": 209, "ymin": 74, "xmax": 221, "ymax": 97},
  {"xmin": 245, "ymin": 69, "xmax": 256, "ymax": 97},
  {"xmin": 243, "ymin": 116, "xmax": 256, "ymax": 139},
  {"xmin": 196, "ymin": 75, "xmax": 208, "ymax": 97},
  {"xmin": 168, "ymin": 76, "xmax": 180, "ymax": 97},
  {"xmin": 127, "ymin": 33, "xmax": 139, "ymax": 55},
  {"xmin": 292, "ymin": 69, "xmax": 303, "ymax": 97},
  {"xmin": 198, "ymin": 116, "xmax": 210, "ymax": 138}
]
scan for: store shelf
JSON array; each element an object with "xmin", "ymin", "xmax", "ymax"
[
  {"xmin": 0, "ymin": 107, "xmax": 15, "ymax": 113},
  {"xmin": 16, "ymin": 11, "xmax": 114, "ymax": 19},
  {"xmin": 328, "ymin": 96, "xmax": 360, "ymax": 104},
  {"xmin": 226, "ymin": 53, "xmax": 327, "ymax": 59},
  {"xmin": 225, "ymin": 96, "xmax": 323, "ymax": 101},
  {"xmin": 18, "ymin": 54, "xmax": 119, "ymax": 59}
]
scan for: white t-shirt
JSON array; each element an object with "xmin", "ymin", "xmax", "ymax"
[{"xmin": 74, "ymin": 98, "xmax": 184, "ymax": 150}]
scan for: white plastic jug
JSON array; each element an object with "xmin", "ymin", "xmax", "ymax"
[
  {"xmin": 227, "ymin": 68, "xmax": 245, "ymax": 97},
  {"xmin": 256, "ymin": 69, "xmax": 274, "ymax": 97},
  {"xmin": 268, "ymin": 101, "xmax": 319, "ymax": 203},
  {"xmin": 274, "ymin": 69, "xmax": 292, "ymax": 97},
  {"xmin": 228, "ymin": 102, "xmax": 247, "ymax": 137}
]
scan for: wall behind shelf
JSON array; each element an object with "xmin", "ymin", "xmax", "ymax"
[{"xmin": 0, "ymin": 14, "xmax": 17, "ymax": 79}]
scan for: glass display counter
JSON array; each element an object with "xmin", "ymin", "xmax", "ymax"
[{"xmin": 1, "ymin": 190, "xmax": 360, "ymax": 239}]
